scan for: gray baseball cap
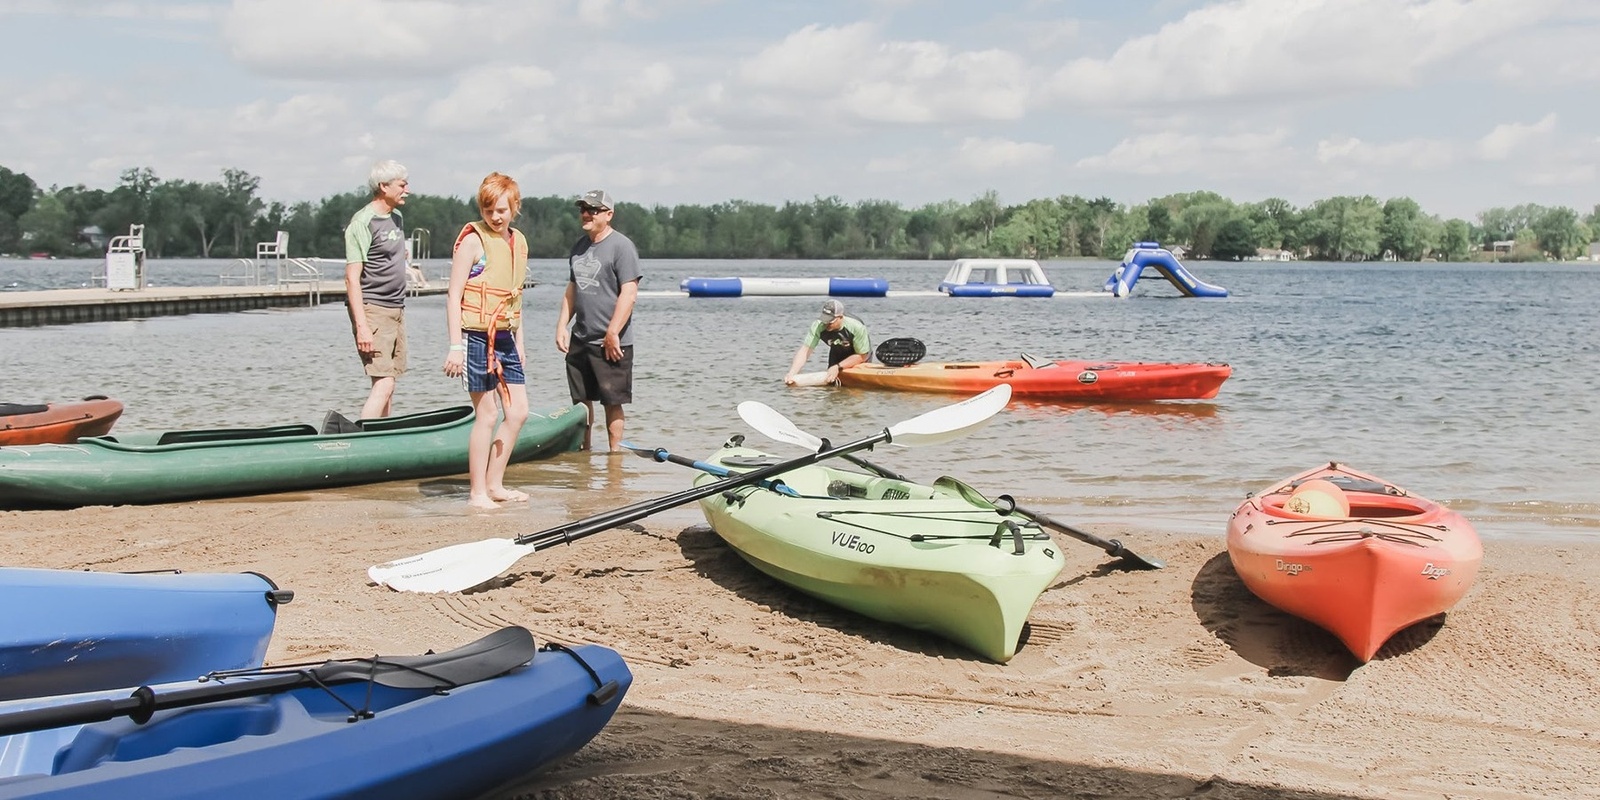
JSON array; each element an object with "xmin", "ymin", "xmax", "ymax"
[
  {"xmin": 818, "ymin": 299, "xmax": 844, "ymax": 323},
  {"xmin": 576, "ymin": 189, "xmax": 614, "ymax": 210}
]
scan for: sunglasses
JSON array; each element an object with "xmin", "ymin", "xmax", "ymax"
[{"xmin": 579, "ymin": 205, "xmax": 610, "ymax": 215}]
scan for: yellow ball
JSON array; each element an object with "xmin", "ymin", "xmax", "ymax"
[{"xmin": 1284, "ymin": 478, "xmax": 1350, "ymax": 518}]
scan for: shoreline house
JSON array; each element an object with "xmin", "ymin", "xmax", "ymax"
[{"xmin": 1247, "ymin": 247, "xmax": 1296, "ymax": 262}]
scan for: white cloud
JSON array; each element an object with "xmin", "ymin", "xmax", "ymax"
[
  {"xmin": 736, "ymin": 23, "xmax": 1032, "ymax": 125},
  {"xmin": 955, "ymin": 137, "xmax": 1053, "ymax": 170},
  {"xmin": 1077, "ymin": 128, "xmax": 1294, "ymax": 176},
  {"xmin": 1316, "ymin": 135, "xmax": 1459, "ymax": 169},
  {"xmin": 219, "ymin": 0, "xmax": 560, "ymax": 80},
  {"xmin": 1049, "ymin": 0, "xmax": 1560, "ymax": 109},
  {"xmin": 1475, "ymin": 113, "xmax": 1557, "ymax": 161}
]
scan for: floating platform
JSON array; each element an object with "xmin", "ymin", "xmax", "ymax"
[
  {"xmin": 679, "ymin": 277, "xmax": 888, "ymax": 298},
  {"xmin": 937, "ymin": 258, "xmax": 1055, "ymax": 297}
]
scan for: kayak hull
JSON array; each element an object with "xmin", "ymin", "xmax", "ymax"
[
  {"xmin": 841, "ymin": 359, "xmax": 1230, "ymax": 401},
  {"xmin": 695, "ymin": 446, "xmax": 1063, "ymax": 662},
  {"xmin": 1226, "ymin": 463, "xmax": 1483, "ymax": 661},
  {"xmin": 0, "ymin": 404, "xmax": 585, "ymax": 508},
  {"xmin": 0, "ymin": 398, "xmax": 123, "ymax": 445},
  {"xmin": 0, "ymin": 643, "xmax": 631, "ymax": 800},
  {"xmin": 0, "ymin": 568, "xmax": 284, "ymax": 703}
]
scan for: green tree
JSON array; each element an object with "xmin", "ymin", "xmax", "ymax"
[
  {"xmin": 959, "ymin": 190, "xmax": 1004, "ymax": 249},
  {"xmin": 1303, "ymin": 196, "xmax": 1382, "ymax": 260},
  {"xmin": 1379, "ymin": 197, "xmax": 1431, "ymax": 260},
  {"xmin": 1211, "ymin": 218, "xmax": 1257, "ymax": 261},
  {"xmin": 0, "ymin": 165, "xmax": 39, "ymax": 253},
  {"xmin": 1438, "ymin": 219, "xmax": 1473, "ymax": 261},
  {"xmin": 1531, "ymin": 206, "xmax": 1588, "ymax": 260},
  {"xmin": 1142, "ymin": 202, "xmax": 1174, "ymax": 246},
  {"xmin": 17, "ymin": 192, "xmax": 74, "ymax": 254}
]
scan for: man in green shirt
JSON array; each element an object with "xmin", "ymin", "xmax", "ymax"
[
  {"xmin": 784, "ymin": 299, "xmax": 871, "ymax": 385},
  {"xmin": 343, "ymin": 160, "xmax": 410, "ymax": 418}
]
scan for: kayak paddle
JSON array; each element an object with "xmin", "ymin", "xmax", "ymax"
[
  {"xmin": 739, "ymin": 400, "xmax": 1164, "ymax": 570},
  {"xmin": 0, "ymin": 626, "xmax": 539, "ymax": 738},
  {"xmin": 368, "ymin": 385, "xmax": 1012, "ymax": 593}
]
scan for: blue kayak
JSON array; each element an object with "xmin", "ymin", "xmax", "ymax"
[
  {"xmin": 0, "ymin": 568, "xmax": 289, "ymax": 702},
  {"xmin": 0, "ymin": 631, "xmax": 630, "ymax": 799}
]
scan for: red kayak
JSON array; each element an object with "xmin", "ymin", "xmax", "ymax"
[
  {"xmin": 1226, "ymin": 463, "xmax": 1482, "ymax": 662},
  {"xmin": 840, "ymin": 358, "xmax": 1230, "ymax": 401},
  {"xmin": 0, "ymin": 396, "xmax": 124, "ymax": 445}
]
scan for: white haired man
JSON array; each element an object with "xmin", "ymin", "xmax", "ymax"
[{"xmin": 344, "ymin": 159, "xmax": 411, "ymax": 418}]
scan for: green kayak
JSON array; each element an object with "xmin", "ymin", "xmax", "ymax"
[
  {"xmin": 0, "ymin": 405, "xmax": 585, "ymax": 509},
  {"xmin": 694, "ymin": 443, "xmax": 1064, "ymax": 662}
]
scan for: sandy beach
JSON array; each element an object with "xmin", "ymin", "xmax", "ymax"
[{"xmin": 6, "ymin": 491, "xmax": 1596, "ymax": 800}]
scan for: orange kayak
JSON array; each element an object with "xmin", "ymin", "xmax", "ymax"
[
  {"xmin": 0, "ymin": 396, "xmax": 124, "ymax": 445},
  {"xmin": 840, "ymin": 359, "xmax": 1230, "ymax": 401},
  {"xmin": 1226, "ymin": 463, "xmax": 1482, "ymax": 661}
]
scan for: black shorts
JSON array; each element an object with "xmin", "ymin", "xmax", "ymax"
[{"xmin": 566, "ymin": 343, "xmax": 633, "ymax": 406}]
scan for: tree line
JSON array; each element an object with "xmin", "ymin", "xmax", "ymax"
[{"xmin": 1, "ymin": 164, "xmax": 1594, "ymax": 262}]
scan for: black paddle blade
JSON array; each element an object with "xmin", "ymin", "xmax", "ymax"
[
  {"xmin": 312, "ymin": 626, "xmax": 538, "ymax": 689},
  {"xmin": 875, "ymin": 337, "xmax": 926, "ymax": 367}
]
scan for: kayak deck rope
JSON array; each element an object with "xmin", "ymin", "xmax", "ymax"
[
  {"xmin": 816, "ymin": 508, "xmax": 1050, "ymax": 544},
  {"xmin": 1267, "ymin": 517, "xmax": 1447, "ymax": 546}
]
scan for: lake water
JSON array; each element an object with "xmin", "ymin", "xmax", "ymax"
[{"xmin": 2, "ymin": 256, "xmax": 1597, "ymax": 542}]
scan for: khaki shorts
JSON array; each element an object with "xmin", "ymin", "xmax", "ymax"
[{"xmin": 352, "ymin": 303, "xmax": 407, "ymax": 378}]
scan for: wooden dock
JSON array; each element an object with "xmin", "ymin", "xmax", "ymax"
[{"xmin": 0, "ymin": 282, "xmax": 449, "ymax": 328}]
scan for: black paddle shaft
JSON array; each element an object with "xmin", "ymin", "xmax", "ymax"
[
  {"xmin": 513, "ymin": 428, "xmax": 897, "ymax": 550},
  {"xmin": 993, "ymin": 495, "xmax": 1164, "ymax": 568},
  {"xmin": 0, "ymin": 627, "xmax": 536, "ymax": 738}
]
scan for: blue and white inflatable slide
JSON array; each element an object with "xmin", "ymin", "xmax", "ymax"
[{"xmin": 1103, "ymin": 242, "xmax": 1228, "ymax": 298}]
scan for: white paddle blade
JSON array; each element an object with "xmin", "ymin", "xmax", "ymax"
[
  {"xmin": 737, "ymin": 401, "xmax": 826, "ymax": 450},
  {"xmin": 887, "ymin": 384, "xmax": 1011, "ymax": 446},
  {"xmin": 369, "ymin": 538, "xmax": 534, "ymax": 594}
]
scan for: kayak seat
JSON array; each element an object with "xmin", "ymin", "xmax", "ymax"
[
  {"xmin": 54, "ymin": 698, "xmax": 299, "ymax": 772},
  {"xmin": 0, "ymin": 403, "xmax": 49, "ymax": 417},
  {"xmin": 320, "ymin": 411, "xmax": 363, "ymax": 435},
  {"xmin": 156, "ymin": 424, "xmax": 318, "ymax": 446},
  {"xmin": 1020, "ymin": 353, "xmax": 1057, "ymax": 370}
]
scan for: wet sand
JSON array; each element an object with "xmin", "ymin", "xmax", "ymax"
[{"xmin": 6, "ymin": 494, "xmax": 1596, "ymax": 799}]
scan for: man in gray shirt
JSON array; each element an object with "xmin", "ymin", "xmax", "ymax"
[
  {"xmin": 343, "ymin": 160, "xmax": 410, "ymax": 419},
  {"xmin": 555, "ymin": 189, "xmax": 641, "ymax": 452}
]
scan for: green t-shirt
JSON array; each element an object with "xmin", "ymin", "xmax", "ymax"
[
  {"xmin": 804, "ymin": 316, "xmax": 870, "ymax": 367},
  {"xmin": 343, "ymin": 204, "xmax": 407, "ymax": 308}
]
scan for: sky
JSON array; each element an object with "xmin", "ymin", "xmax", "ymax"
[{"xmin": 1, "ymin": 0, "xmax": 1597, "ymax": 221}]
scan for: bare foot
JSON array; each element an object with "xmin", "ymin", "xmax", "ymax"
[
  {"xmin": 466, "ymin": 494, "xmax": 499, "ymax": 510},
  {"xmin": 489, "ymin": 487, "xmax": 529, "ymax": 502}
]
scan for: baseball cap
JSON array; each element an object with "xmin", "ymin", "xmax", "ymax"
[
  {"xmin": 576, "ymin": 189, "xmax": 614, "ymax": 210},
  {"xmin": 818, "ymin": 299, "xmax": 844, "ymax": 323}
]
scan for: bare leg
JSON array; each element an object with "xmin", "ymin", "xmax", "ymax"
[
  {"xmin": 603, "ymin": 404, "xmax": 626, "ymax": 453},
  {"xmin": 465, "ymin": 390, "xmax": 500, "ymax": 509},
  {"xmin": 486, "ymin": 384, "xmax": 530, "ymax": 502},
  {"xmin": 360, "ymin": 375, "xmax": 396, "ymax": 419},
  {"xmin": 578, "ymin": 400, "xmax": 596, "ymax": 451}
]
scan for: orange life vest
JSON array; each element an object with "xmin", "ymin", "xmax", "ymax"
[{"xmin": 455, "ymin": 221, "xmax": 527, "ymax": 332}]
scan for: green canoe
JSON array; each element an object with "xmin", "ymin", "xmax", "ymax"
[
  {"xmin": 0, "ymin": 404, "xmax": 585, "ymax": 509},
  {"xmin": 694, "ymin": 444, "xmax": 1064, "ymax": 662}
]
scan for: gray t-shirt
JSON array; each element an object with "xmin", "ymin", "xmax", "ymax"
[
  {"xmin": 343, "ymin": 204, "xmax": 407, "ymax": 308},
  {"xmin": 567, "ymin": 231, "xmax": 642, "ymax": 346}
]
